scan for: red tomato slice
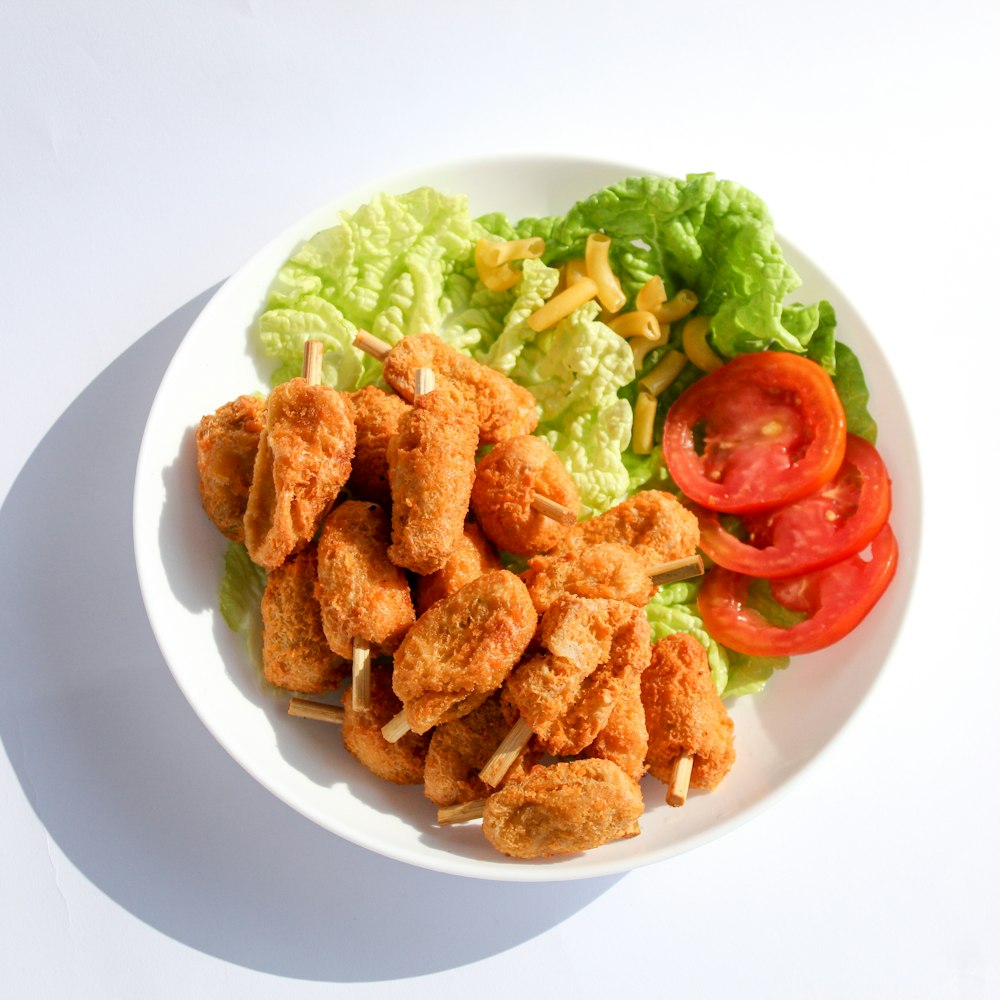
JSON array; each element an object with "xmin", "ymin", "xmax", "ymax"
[
  {"xmin": 697, "ymin": 435, "xmax": 892, "ymax": 577},
  {"xmin": 697, "ymin": 524, "xmax": 898, "ymax": 656},
  {"xmin": 663, "ymin": 351, "xmax": 847, "ymax": 513}
]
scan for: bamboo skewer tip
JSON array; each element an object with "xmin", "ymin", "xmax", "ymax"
[
  {"xmin": 437, "ymin": 799, "xmax": 487, "ymax": 825},
  {"xmin": 666, "ymin": 754, "xmax": 694, "ymax": 807},
  {"xmin": 413, "ymin": 367, "xmax": 435, "ymax": 397},
  {"xmin": 381, "ymin": 709, "xmax": 412, "ymax": 744},
  {"xmin": 302, "ymin": 340, "xmax": 324, "ymax": 385},
  {"xmin": 530, "ymin": 493, "xmax": 577, "ymax": 526},
  {"xmin": 288, "ymin": 697, "xmax": 345, "ymax": 725},
  {"xmin": 649, "ymin": 554, "xmax": 704, "ymax": 587},
  {"xmin": 478, "ymin": 716, "xmax": 533, "ymax": 787},
  {"xmin": 353, "ymin": 329, "xmax": 391, "ymax": 361},
  {"xmin": 351, "ymin": 638, "xmax": 372, "ymax": 711}
]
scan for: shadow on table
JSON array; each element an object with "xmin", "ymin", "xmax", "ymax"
[{"xmin": 0, "ymin": 290, "xmax": 618, "ymax": 982}]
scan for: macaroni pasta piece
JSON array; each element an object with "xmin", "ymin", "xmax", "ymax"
[
  {"xmin": 609, "ymin": 311, "xmax": 660, "ymax": 341},
  {"xmin": 585, "ymin": 233, "xmax": 626, "ymax": 313},
  {"xmin": 479, "ymin": 237, "xmax": 545, "ymax": 269},
  {"xmin": 682, "ymin": 315, "xmax": 724, "ymax": 372},
  {"xmin": 527, "ymin": 277, "xmax": 599, "ymax": 332}
]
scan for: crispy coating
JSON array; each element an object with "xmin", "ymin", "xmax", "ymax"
[
  {"xmin": 392, "ymin": 570, "xmax": 537, "ymax": 734},
  {"xmin": 381, "ymin": 332, "xmax": 538, "ymax": 443},
  {"xmin": 642, "ymin": 633, "xmax": 735, "ymax": 793},
  {"xmin": 583, "ymin": 670, "xmax": 648, "ymax": 784},
  {"xmin": 244, "ymin": 378, "xmax": 356, "ymax": 570},
  {"xmin": 342, "ymin": 665, "xmax": 429, "ymax": 784},
  {"xmin": 423, "ymin": 695, "xmax": 535, "ymax": 807},
  {"xmin": 521, "ymin": 542, "xmax": 656, "ymax": 615},
  {"xmin": 551, "ymin": 491, "xmax": 699, "ymax": 570},
  {"xmin": 470, "ymin": 435, "xmax": 579, "ymax": 555},
  {"xmin": 386, "ymin": 382, "xmax": 478, "ymax": 575},
  {"xmin": 414, "ymin": 521, "xmax": 502, "ymax": 616},
  {"xmin": 261, "ymin": 546, "xmax": 347, "ymax": 694},
  {"xmin": 347, "ymin": 386, "xmax": 410, "ymax": 506},
  {"xmin": 482, "ymin": 759, "xmax": 644, "ymax": 859},
  {"xmin": 504, "ymin": 596, "xmax": 651, "ymax": 756},
  {"xmin": 196, "ymin": 394, "xmax": 266, "ymax": 542},
  {"xmin": 314, "ymin": 501, "xmax": 415, "ymax": 657}
]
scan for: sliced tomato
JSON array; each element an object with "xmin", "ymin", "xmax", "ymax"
[
  {"xmin": 697, "ymin": 524, "xmax": 898, "ymax": 656},
  {"xmin": 697, "ymin": 435, "xmax": 891, "ymax": 578},
  {"xmin": 663, "ymin": 351, "xmax": 847, "ymax": 513}
]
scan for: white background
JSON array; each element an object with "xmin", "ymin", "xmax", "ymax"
[{"xmin": 2, "ymin": 2, "xmax": 998, "ymax": 997}]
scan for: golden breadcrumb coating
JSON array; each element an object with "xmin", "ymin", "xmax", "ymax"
[
  {"xmin": 381, "ymin": 332, "xmax": 538, "ymax": 443},
  {"xmin": 583, "ymin": 670, "xmax": 648, "ymax": 784},
  {"xmin": 314, "ymin": 501, "xmax": 415, "ymax": 657},
  {"xmin": 482, "ymin": 759, "xmax": 644, "ymax": 859},
  {"xmin": 414, "ymin": 521, "xmax": 502, "ymax": 616},
  {"xmin": 347, "ymin": 386, "xmax": 410, "ymax": 507},
  {"xmin": 504, "ymin": 596, "xmax": 651, "ymax": 756},
  {"xmin": 386, "ymin": 382, "xmax": 478, "ymax": 575},
  {"xmin": 470, "ymin": 435, "xmax": 579, "ymax": 555},
  {"xmin": 521, "ymin": 542, "xmax": 655, "ymax": 615},
  {"xmin": 392, "ymin": 570, "xmax": 537, "ymax": 734},
  {"xmin": 196, "ymin": 394, "xmax": 266, "ymax": 542},
  {"xmin": 552, "ymin": 490, "xmax": 699, "ymax": 570},
  {"xmin": 342, "ymin": 665, "xmax": 429, "ymax": 784},
  {"xmin": 642, "ymin": 633, "xmax": 735, "ymax": 794},
  {"xmin": 261, "ymin": 546, "xmax": 346, "ymax": 694},
  {"xmin": 423, "ymin": 695, "xmax": 535, "ymax": 807},
  {"xmin": 244, "ymin": 378, "xmax": 356, "ymax": 570}
]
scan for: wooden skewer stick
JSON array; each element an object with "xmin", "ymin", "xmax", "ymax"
[
  {"xmin": 288, "ymin": 697, "xmax": 345, "ymax": 724},
  {"xmin": 437, "ymin": 799, "xmax": 487, "ymax": 825},
  {"xmin": 666, "ymin": 754, "xmax": 694, "ymax": 807},
  {"xmin": 353, "ymin": 329, "xmax": 391, "ymax": 361},
  {"xmin": 413, "ymin": 366, "xmax": 435, "ymax": 397},
  {"xmin": 478, "ymin": 716, "xmax": 533, "ymax": 787},
  {"xmin": 302, "ymin": 339, "xmax": 375, "ymax": 712},
  {"xmin": 529, "ymin": 493, "xmax": 577, "ymax": 526},
  {"xmin": 649, "ymin": 554, "xmax": 704, "ymax": 587}
]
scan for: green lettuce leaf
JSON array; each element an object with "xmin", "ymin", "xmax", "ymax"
[
  {"xmin": 832, "ymin": 341, "xmax": 878, "ymax": 443},
  {"xmin": 219, "ymin": 542, "xmax": 266, "ymax": 671}
]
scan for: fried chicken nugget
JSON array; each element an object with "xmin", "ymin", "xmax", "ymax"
[
  {"xmin": 504, "ymin": 596, "xmax": 651, "ymax": 756},
  {"xmin": 423, "ymin": 695, "xmax": 536, "ymax": 807},
  {"xmin": 244, "ymin": 378, "xmax": 356, "ymax": 570},
  {"xmin": 347, "ymin": 385, "xmax": 410, "ymax": 507},
  {"xmin": 261, "ymin": 546, "xmax": 347, "ymax": 694},
  {"xmin": 642, "ymin": 633, "xmax": 735, "ymax": 795},
  {"xmin": 549, "ymin": 490, "xmax": 699, "ymax": 570},
  {"xmin": 315, "ymin": 501, "xmax": 415, "ymax": 658},
  {"xmin": 342, "ymin": 665, "xmax": 429, "ymax": 784},
  {"xmin": 381, "ymin": 332, "xmax": 538, "ymax": 443},
  {"xmin": 482, "ymin": 759, "xmax": 644, "ymax": 859},
  {"xmin": 414, "ymin": 521, "xmax": 502, "ymax": 616},
  {"xmin": 386, "ymin": 382, "xmax": 478, "ymax": 575},
  {"xmin": 196, "ymin": 394, "xmax": 265, "ymax": 542},
  {"xmin": 583, "ymin": 670, "xmax": 648, "ymax": 784},
  {"xmin": 392, "ymin": 570, "xmax": 537, "ymax": 734},
  {"xmin": 521, "ymin": 542, "xmax": 655, "ymax": 614},
  {"xmin": 470, "ymin": 435, "xmax": 579, "ymax": 555}
]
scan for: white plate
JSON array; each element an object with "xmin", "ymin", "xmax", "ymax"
[{"xmin": 133, "ymin": 155, "xmax": 920, "ymax": 881}]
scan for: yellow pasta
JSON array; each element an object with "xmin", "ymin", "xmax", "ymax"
[
  {"xmin": 631, "ymin": 390, "xmax": 658, "ymax": 455},
  {"xmin": 635, "ymin": 276, "xmax": 667, "ymax": 315},
  {"xmin": 638, "ymin": 349, "xmax": 687, "ymax": 397},
  {"xmin": 475, "ymin": 240, "xmax": 520, "ymax": 292},
  {"xmin": 584, "ymin": 234, "xmax": 626, "ymax": 313},
  {"xmin": 564, "ymin": 258, "xmax": 589, "ymax": 286},
  {"xmin": 479, "ymin": 237, "xmax": 545, "ymax": 269},
  {"xmin": 655, "ymin": 289, "xmax": 699, "ymax": 324},
  {"xmin": 527, "ymin": 277, "xmax": 599, "ymax": 332},
  {"xmin": 630, "ymin": 326, "xmax": 670, "ymax": 371},
  {"xmin": 609, "ymin": 311, "xmax": 660, "ymax": 341},
  {"xmin": 682, "ymin": 315, "xmax": 724, "ymax": 373}
]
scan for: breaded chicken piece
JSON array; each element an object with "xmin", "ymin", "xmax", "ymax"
[
  {"xmin": 392, "ymin": 570, "xmax": 537, "ymax": 734},
  {"xmin": 381, "ymin": 332, "xmax": 538, "ymax": 443},
  {"xmin": 347, "ymin": 385, "xmax": 410, "ymax": 507},
  {"xmin": 196, "ymin": 394, "xmax": 266, "ymax": 542},
  {"xmin": 244, "ymin": 378, "xmax": 356, "ymax": 570},
  {"xmin": 386, "ymin": 382, "xmax": 478, "ymax": 575},
  {"xmin": 521, "ymin": 542, "xmax": 656, "ymax": 615},
  {"xmin": 470, "ymin": 435, "xmax": 579, "ymax": 556},
  {"xmin": 583, "ymin": 670, "xmax": 648, "ymax": 784},
  {"xmin": 261, "ymin": 546, "xmax": 347, "ymax": 694},
  {"xmin": 342, "ymin": 665, "xmax": 429, "ymax": 784},
  {"xmin": 482, "ymin": 759, "xmax": 644, "ymax": 859},
  {"xmin": 549, "ymin": 490, "xmax": 699, "ymax": 570},
  {"xmin": 314, "ymin": 501, "xmax": 415, "ymax": 657},
  {"xmin": 504, "ymin": 596, "xmax": 651, "ymax": 756},
  {"xmin": 423, "ymin": 695, "xmax": 535, "ymax": 807},
  {"xmin": 642, "ymin": 633, "xmax": 735, "ymax": 795},
  {"xmin": 414, "ymin": 521, "xmax": 502, "ymax": 616}
]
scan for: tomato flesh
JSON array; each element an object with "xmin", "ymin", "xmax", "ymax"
[
  {"xmin": 697, "ymin": 524, "xmax": 898, "ymax": 657},
  {"xmin": 697, "ymin": 435, "xmax": 892, "ymax": 577},
  {"xmin": 663, "ymin": 351, "xmax": 847, "ymax": 513}
]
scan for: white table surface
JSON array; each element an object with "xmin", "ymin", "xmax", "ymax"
[{"xmin": 2, "ymin": 3, "xmax": 997, "ymax": 997}]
